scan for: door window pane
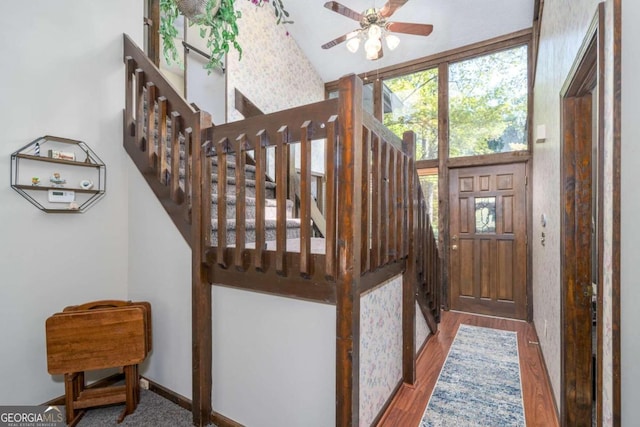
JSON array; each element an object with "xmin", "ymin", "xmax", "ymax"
[
  {"xmin": 383, "ymin": 68, "xmax": 439, "ymax": 160},
  {"xmin": 449, "ymin": 45, "xmax": 528, "ymax": 158},
  {"xmin": 475, "ymin": 197, "xmax": 496, "ymax": 233}
]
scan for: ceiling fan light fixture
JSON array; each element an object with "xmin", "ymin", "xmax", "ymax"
[
  {"xmin": 346, "ymin": 36, "xmax": 361, "ymax": 53},
  {"xmin": 385, "ymin": 34, "xmax": 400, "ymax": 51},
  {"xmin": 364, "ymin": 37, "xmax": 382, "ymax": 60},
  {"xmin": 368, "ymin": 24, "xmax": 382, "ymax": 40},
  {"xmin": 366, "ymin": 48, "xmax": 380, "ymax": 61}
]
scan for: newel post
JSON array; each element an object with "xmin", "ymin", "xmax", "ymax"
[
  {"xmin": 335, "ymin": 74, "xmax": 364, "ymax": 427},
  {"xmin": 402, "ymin": 131, "xmax": 417, "ymax": 385},
  {"xmin": 192, "ymin": 110, "xmax": 213, "ymax": 426}
]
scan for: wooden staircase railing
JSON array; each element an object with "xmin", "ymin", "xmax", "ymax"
[
  {"xmin": 122, "ymin": 34, "xmax": 213, "ymax": 426},
  {"xmin": 123, "ymin": 34, "xmax": 441, "ymax": 426}
]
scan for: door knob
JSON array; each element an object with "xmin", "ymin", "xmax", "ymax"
[{"xmin": 452, "ymin": 244, "xmax": 458, "ymax": 251}]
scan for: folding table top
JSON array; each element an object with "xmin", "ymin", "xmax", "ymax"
[{"xmin": 46, "ymin": 305, "xmax": 149, "ymax": 375}]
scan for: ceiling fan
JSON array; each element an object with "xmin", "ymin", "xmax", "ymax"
[{"xmin": 321, "ymin": 0, "xmax": 434, "ymax": 60}]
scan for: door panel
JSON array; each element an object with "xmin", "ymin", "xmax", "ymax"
[{"xmin": 449, "ymin": 163, "xmax": 527, "ymax": 319}]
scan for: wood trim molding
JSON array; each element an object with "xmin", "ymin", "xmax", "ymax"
[
  {"xmin": 359, "ymin": 261, "xmax": 405, "ymax": 295},
  {"xmin": 559, "ymin": 7, "xmax": 603, "ymax": 423},
  {"xmin": 531, "ymin": 322, "xmax": 561, "ymax": 419},
  {"xmin": 325, "ymin": 28, "xmax": 532, "ymax": 91},
  {"xmin": 437, "ymin": 62, "xmax": 450, "ymax": 310},
  {"xmin": 143, "ymin": 377, "xmax": 245, "ymax": 427},
  {"xmin": 612, "ymin": 0, "xmax": 622, "ymax": 423},
  {"xmin": 234, "ymin": 88, "xmax": 264, "ymax": 119},
  {"xmin": 145, "ymin": 0, "xmax": 160, "ymax": 66}
]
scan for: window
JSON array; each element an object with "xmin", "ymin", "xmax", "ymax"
[
  {"xmin": 383, "ymin": 68, "xmax": 439, "ymax": 160},
  {"xmin": 419, "ymin": 169, "xmax": 439, "ymax": 238},
  {"xmin": 449, "ymin": 45, "xmax": 528, "ymax": 158}
]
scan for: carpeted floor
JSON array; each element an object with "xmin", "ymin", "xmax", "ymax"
[
  {"xmin": 420, "ymin": 324, "xmax": 526, "ymax": 426},
  {"xmin": 76, "ymin": 389, "xmax": 202, "ymax": 426}
]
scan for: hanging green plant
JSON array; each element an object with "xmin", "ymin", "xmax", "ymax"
[{"xmin": 159, "ymin": 0, "xmax": 292, "ymax": 73}]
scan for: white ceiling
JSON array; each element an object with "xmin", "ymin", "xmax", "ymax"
[{"xmin": 283, "ymin": 0, "xmax": 534, "ymax": 82}]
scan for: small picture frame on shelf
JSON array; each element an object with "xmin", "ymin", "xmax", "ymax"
[{"xmin": 48, "ymin": 149, "xmax": 75, "ymax": 161}]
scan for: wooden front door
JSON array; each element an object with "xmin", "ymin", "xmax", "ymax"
[{"xmin": 449, "ymin": 163, "xmax": 527, "ymax": 319}]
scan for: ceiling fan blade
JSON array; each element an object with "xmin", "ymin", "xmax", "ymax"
[
  {"xmin": 324, "ymin": 1, "xmax": 363, "ymax": 21},
  {"xmin": 386, "ymin": 22, "xmax": 434, "ymax": 36},
  {"xmin": 379, "ymin": 0, "xmax": 409, "ymax": 18},
  {"xmin": 321, "ymin": 31, "xmax": 360, "ymax": 49}
]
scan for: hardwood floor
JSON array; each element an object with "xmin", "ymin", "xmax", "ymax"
[{"xmin": 377, "ymin": 310, "xmax": 559, "ymax": 426}]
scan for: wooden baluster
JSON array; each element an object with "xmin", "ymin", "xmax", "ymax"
[
  {"xmin": 324, "ymin": 116, "xmax": 338, "ymax": 280},
  {"xmin": 361, "ymin": 127, "xmax": 371, "ymax": 274},
  {"xmin": 216, "ymin": 138, "xmax": 230, "ymax": 267},
  {"xmin": 124, "ymin": 57, "xmax": 135, "ymax": 137},
  {"xmin": 145, "ymin": 82, "xmax": 157, "ymax": 167},
  {"xmin": 288, "ymin": 143, "xmax": 298, "ymax": 218},
  {"xmin": 388, "ymin": 147, "xmax": 396, "ymax": 262},
  {"xmin": 254, "ymin": 130, "xmax": 267, "ymax": 271},
  {"xmin": 371, "ymin": 135, "xmax": 381, "ymax": 270},
  {"xmin": 201, "ymin": 138, "xmax": 212, "ymax": 251},
  {"xmin": 170, "ymin": 111, "xmax": 183, "ymax": 203},
  {"xmin": 134, "ymin": 69, "xmax": 145, "ymax": 150},
  {"xmin": 276, "ymin": 126, "xmax": 289, "ymax": 275},
  {"xmin": 300, "ymin": 121, "xmax": 312, "ymax": 277},
  {"xmin": 423, "ymin": 202, "xmax": 428, "ymax": 299},
  {"xmin": 157, "ymin": 97, "xmax": 168, "ymax": 184},
  {"xmin": 396, "ymin": 152, "xmax": 404, "ymax": 259},
  {"xmin": 184, "ymin": 128, "xmax": 192, "ymax": 224},
  {"xmin": 380, "ymin": 140, "xmax": 389, "ymax": 265},
  {"xmin": 235, "ymin": 134, "xmax": 248, "ymax": 270}
]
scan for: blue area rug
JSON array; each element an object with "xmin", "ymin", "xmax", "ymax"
[{"xmin": 420, "ymin": 324, "xmax": 525, "ymax": 426}]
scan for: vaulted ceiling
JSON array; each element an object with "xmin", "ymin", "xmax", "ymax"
[{"xmin": 283, "ymin": 0, "xmax": 534, "ymax": 82}]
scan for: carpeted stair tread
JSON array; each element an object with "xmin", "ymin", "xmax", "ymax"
[
  {"xmin": 211, "ymin": 217, "xmax": 302, "ymax": 231},
  {"xmin": 211, "ymin": 173, "xmax": 277, "ymax": 190},
  {"xmin": 211, "ymin": 194, "xmax": 290, "ymax": 208}
]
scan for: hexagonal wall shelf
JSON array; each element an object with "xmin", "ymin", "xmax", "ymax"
[{"xmin": 10, "ymin": 136, "xmax": 106, "ymax": 213}]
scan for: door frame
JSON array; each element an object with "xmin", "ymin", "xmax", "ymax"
[{"xmin": 559, "ymin": 4, "xmax": 604, "ymax": 425}]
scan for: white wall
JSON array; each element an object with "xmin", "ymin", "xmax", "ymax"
[
  {"xmin": 212, "ymin": 286, "xmax": 336, "ymax": 427},
  {"xmin": 0, "ymin": 1, "xmax": 142, "ymax": 404},
  {"xmin": 531, "ymin": 0, "xmax": 601, "ymax": 405},
  {"xmin": 621, "ymin": 0, "xmax": 640, "ymax": 423},
  {"xmin": 126, "ymin": 163, "xmax": 193, "ymax": 399},
  {"xmin": 186, "ymin": 24, "xmax": 227, "ymax": 125}
]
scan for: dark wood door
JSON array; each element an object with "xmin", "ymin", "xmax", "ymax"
[{"xmin": 449, "ymin": 163, "xmax": 527, "ymax": 319}]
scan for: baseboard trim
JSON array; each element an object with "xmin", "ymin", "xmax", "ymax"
[
  {"xmin": 416, "ymin": 329, "xmax": 434, "ymax": 357},
  {"xmin": 145, "ymin": 377, "xmax": 191, "ymax": 412},
  {"xmin": 531, "ymin": 320, "xmax": 561, "ymax": 420},
  {"xmin": 41, "ymin": 373, "xmax": 125, "ymax": 406},
  {"xmin": 142, "ymin": 376, "xmax": 245, "ymax": 427},
  {"xmin": 212, "ymin": 410, "xmax": 245, "ymax": 427}
]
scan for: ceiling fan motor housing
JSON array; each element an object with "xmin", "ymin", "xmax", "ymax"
[{"xmin": 361, "ymin": 8, "xmax": 385, "ymax": 29}]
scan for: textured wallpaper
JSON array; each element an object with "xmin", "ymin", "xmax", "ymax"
[
  {"xmin": 532, "ymin": 0, "xmax": 615, "ymax": 422},
  {"xmin": 359, "ymin": 275, "xmax": 403, "ymax": 427},
  {"xmin": 226, "ymin": 1, "xmax": 325, "ymax": 121},
  {"xmin": 601, "ymin": 2, "xmax": 616, "ymax": 424}
]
